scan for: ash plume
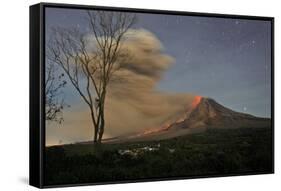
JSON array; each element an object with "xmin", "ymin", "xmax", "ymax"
[{"xmin": 46, "ymin": 29, "xmax": 196, "ymax": 145}]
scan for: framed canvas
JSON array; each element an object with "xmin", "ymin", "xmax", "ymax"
[{"xmin": 29, "ymin": 2, "xmax": 274, "ymax": 188}]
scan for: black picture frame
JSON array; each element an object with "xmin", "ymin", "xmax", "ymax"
[{"xmin": 30, "ymin": 2, "xmax": 274, "ymax": 188}]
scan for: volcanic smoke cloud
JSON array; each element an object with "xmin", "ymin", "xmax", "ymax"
[{"xmin": 46, "ymin": 29, "xmax": 197, "ymax": 145}]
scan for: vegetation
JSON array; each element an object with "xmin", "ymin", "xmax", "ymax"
[
  {"xmin": 45, "ymin": 127, "xmax": 273, "ymax": 186},
  {"xmin": 45, "ymin": 61, "xmax": 67, "ymax": 123}
]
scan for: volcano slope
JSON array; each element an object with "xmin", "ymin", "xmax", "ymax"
[{"xmin": 105, "ymin": 97, "xmax": 271, "ymax": 143}]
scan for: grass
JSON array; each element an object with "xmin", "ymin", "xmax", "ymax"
[{"xmin": 45, "ymin": 127, "xmax": 273, "ymax": 186}]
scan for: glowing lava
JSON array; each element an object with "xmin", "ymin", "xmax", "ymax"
[
  {"xmin": 142, "ymin": 123, "xmax": 170, "ymax": 136},
  {"xmin": 191, "ymin": 95, "xmax": 202, "ymax": 109},
  {"xmin": 133, "ymin": 95, "xmax": 203, "ymax": 138}
]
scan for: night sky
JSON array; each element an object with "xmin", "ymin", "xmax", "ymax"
[{"xmin": 46, "ymin": 7, "xmax": 272, "ymax": 118}]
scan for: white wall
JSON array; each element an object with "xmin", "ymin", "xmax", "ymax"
[{"xmin": 0, "ymin": 0, "xmax": 279, "ymax": 190}]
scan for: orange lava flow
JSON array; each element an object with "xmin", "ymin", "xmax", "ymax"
[
  {"xmin": 133, "ymin": 123, "xmax": 171, "ymax": 138},
  {"xmin": 191, "ymin": 95, "xmax": 202, "ymax": 109},
  {"xmin": 134, "ymin": 96, "xmax": 203, "ymax": 138},
  {"xmin": 142, "ymin": 123, "xmax": 170, "ymax": 135}
]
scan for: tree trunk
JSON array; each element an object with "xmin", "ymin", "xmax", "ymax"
[
  {"xmin": 90, "ymin": 108, "xmax": 98, "ymax": 143},
  {"xmin": 98, "ymin": 109, "xmax": 105, "ymax": 143},
  {"xmin": 94, "ymin": 127, "xmax": 98, "ymax": 143},
  {"xmin": 97, "ymin": 89, "xmax": 106, "ymax": 143}
]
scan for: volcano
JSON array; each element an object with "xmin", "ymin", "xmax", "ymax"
[
  {"xmin": 179, "ymin": 97, "xmax": 270, "ymax": 129},
  {"xmin": 104, "ymin": 97, "xmax": 271, "ymax": 143}
]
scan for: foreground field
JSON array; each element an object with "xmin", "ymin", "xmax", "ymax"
[{"xmin": 45, "ymin": 127, "xmax": 273, "ymax": 186}]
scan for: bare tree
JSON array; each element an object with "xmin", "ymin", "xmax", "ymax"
[
  {"xmin": 45, "ymin": 61, "xmax": 67, "ymax": 123},
  {"xmin": 47, "ymin": 11, "xmax": 136, "ymax": 143}
]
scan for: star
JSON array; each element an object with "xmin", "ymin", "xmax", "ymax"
[
  {"xmin": 175, "ymin": 17, "xmax": 179, "ymax": 24},
  {"xmin": 62, "ymin": 15, "xmax": 67, "ymax": 20},
  {"xmin": 252, "ymin": 40, "xmax": 256, "ymax": 44}
]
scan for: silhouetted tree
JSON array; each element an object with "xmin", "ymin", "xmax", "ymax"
[
  {"xmin": 47, "ymin": 11, "xmax": 136, "ymax": 143},
  {"xmin": 45, "ymin": 61, "xmax": 67, "ymax": 123}
]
